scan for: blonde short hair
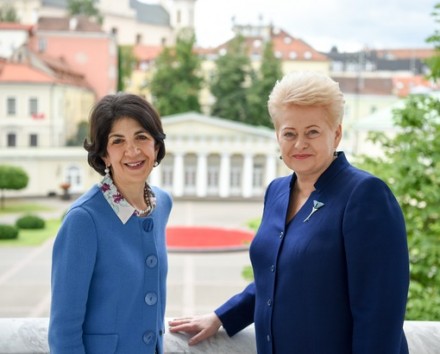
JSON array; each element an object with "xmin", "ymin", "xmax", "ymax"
[{"xmin": 268, "ymin": 71, "xmax": 345, "ymax": 127}]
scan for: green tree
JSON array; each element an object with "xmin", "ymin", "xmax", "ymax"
[
  {"xmin": 0, "ymin": 166, "xmax": 29, "ymax": 209},
  {"xmin": 426, "ymin": 3, "xmax": 440, "ymax": 79},
  {"xmin": 117, "ymin": 45, "xmax": 136, "ymax": 92},
  {"xmin": 149, "ymin": 29, "xmax": 203, "ymax": 116},
  {"xmin": 210, "ymin": 35, "xmax": 252, "ymax": 123},
  {"xmin": 0, "ymin": 4, "xmax": 19, "ymax": 22},
  {"xmin": 356, "ymin": 3, "xmax": 440, "ymax": 320},
  {"xmin": 66, "ymin": 121, "xmax": 89, "ymax": 146},
  {"xmin": 247, "ymin": 40, "xmax": 283, "ymax": 127},
  {"xmin": 67, "ymin": 0, "xmax": 103, "ymax": 24},
  {"xmin": 356, "ymin": 96, "xmax": 440, "ymax": 320}
]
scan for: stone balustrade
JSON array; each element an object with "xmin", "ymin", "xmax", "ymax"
[{"xmin": 0, "ymin": 318, "xmax": 439, "ymax": 353}]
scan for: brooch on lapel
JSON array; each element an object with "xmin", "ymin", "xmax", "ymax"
[{"xmin": 303, "ymin": 200, "xmax": 325, "ymax": 222}]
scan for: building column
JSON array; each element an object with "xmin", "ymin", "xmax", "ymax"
[
  {"xmin": 219, "ymin": 153, "xmax": 230, "ymax": 198},
  {"xmin": 173, "ymin": 152, "xmax": 184, "ymax": 197},
  {"xmin": 196, "ymin": 152, "xmax": 207, "ymax": 197},
  {"xmin": 242, "ymin": 153, "xmax": 253, "ymax": 198},
  {"xmin": 265, "ymin": 154, "xmax": 277, "ymax": 186},
  {"xmin": 149, "ymin": 163, "xmax": 161, "ymax": 187}
]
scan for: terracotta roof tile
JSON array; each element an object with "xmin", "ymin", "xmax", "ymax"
[
  {"xmin": 0, "ymin": 62, "xmax": 54, "ymax": 83},
  {"xmin": 0, "ymin": 22, "xmax": 34, "ymax": 32},
  {"xmin": 392, "ymin": 75, "xmax": 437, "ymax": 97}
]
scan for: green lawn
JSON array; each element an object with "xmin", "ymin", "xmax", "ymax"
[
  {"xmin": 0, "ymin": 201, "xmax": 54, "ymax": 214},
  {"xmin": 0, "ymin": 218, "xmax": 61, "ymax": 246},
  {"xmin": 0, "ymin": 200, "xmax": 62, "ymax": 246}
]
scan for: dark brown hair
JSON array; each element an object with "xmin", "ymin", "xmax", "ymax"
[{"xmin": 83, "ymin": 93, "xmax": 166, "ymax": 176}]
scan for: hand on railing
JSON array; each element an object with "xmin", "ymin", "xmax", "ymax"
[{"xmin": 168, "ymin": 312, "xmax": 222, "ymax": 346}]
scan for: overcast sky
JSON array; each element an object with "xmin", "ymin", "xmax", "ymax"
[{"xmin": 193, "ymin": 0, "xmax": 438, "ymax": 51}]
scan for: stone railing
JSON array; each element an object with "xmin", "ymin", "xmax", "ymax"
[{"xmin": 0, "ymin": 318, "xmax": 439, "ymax": 353}]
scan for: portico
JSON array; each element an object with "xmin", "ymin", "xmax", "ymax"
[{"xmin": 149, "ymin": 112, "xmax": 284, "ymax": 199}]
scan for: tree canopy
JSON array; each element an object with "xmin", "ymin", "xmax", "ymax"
[
  {"xmin": 209, "ymin": 35, "xmax": 252, "ymax": 123},
  {"xmin": 0, "ymin": 4, "xmax": 19, "ymax": 22},
  {"xmin": 246, "ymin": 40, "xmax": 283, "ymax": 128},
  {"xmin": 0, "ymin": 166, "xmax": 29, "ymax": 209},
  {"xmin": 149, "ymin": 29, "xmax": 203, "ymax": 116},
  {"xmin": 353, "ymin": 2, "xmax": 440, "ymax": 321},
  {"xmin": 67, "ymin": 0, "xmax": 102, "ymax": 24}
]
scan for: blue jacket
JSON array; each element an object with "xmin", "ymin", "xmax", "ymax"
[
  {"xmin": 49, "ymin": 184, "xmax": 172, "ymax": 354},
  {"xmin": 216, "ymin": 152, "xmax": 409, "ymax": 354}
]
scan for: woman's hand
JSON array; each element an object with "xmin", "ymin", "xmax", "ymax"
[{"xmin": 168, "ymin": 312, "xmax": 222, "ymax": 345}]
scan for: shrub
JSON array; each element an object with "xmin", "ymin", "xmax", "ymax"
[
  {"xmin": 0, "ymin": 224, "xmax": 19, "ymax": 239},
  {"xmin": 16, "ymin": 214, "xmax": 45, "ymax": 230}
]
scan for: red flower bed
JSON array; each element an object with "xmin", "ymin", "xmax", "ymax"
[{"xmin": 166, "ymin": 226, "xmax": 254, "ymax": 252}]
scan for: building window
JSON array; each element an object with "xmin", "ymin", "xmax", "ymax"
[
  {"xmin": 29, "ymin": 97, "xmax": 38, "ymax": 115},
  {"xmin": 7, "ymin": 133, "xmax": 16, "ymax": 147},
  {"xmin": 184, "ymin": 154, "xmax": 197, "ymax": 195},
  {"xmin": 162, "ymin": 165, "xmax": 174, "ymax": 188},
  {"xmin": 30, "ymin": 134, "xmax": 38, "ymax": 147},
  {"xmin": 7, "ymin": 97, "xmax": 16, "ymax": 115},
  {"xmin": 289, "ymin": 51, "xmax": 297, "ymax": 59},
  {"xmin": 253, "ymin": 163, "xmax": 264, "ymax": 188}
]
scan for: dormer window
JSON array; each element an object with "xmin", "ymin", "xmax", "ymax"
[
  {"xmin": 289, "ymin": 51, "xmax": 297, "ymax": 59},
  {"xmin": 304, "ymin": 51, "xmax": 312, "ymax": 59}
]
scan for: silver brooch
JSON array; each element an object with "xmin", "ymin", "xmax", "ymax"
[{"xmin": 303, "ymin": 200, "xmax": 325, "ymax": 222}]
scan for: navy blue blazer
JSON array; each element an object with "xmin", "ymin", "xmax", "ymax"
[
  {"xmin": 216, "ymin": 152, "xmax": 409, "ymax": 354},
  {"xmin": 49, "ymin": 184, "xmax": 172, "ymax": 354}
]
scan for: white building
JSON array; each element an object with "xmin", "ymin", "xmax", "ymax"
[
  {"xmin": 0, "ymin": 0, "xmax": 197, "ymax": 46},
  {"xmin": 0, "ymin": 113, "xmax": 288, "ymax": 199}
]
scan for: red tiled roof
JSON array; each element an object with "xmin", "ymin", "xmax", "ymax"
[
  {"xmin": 0, "ymin": 54, "xmax": 91, "ymax": 89},
  {"xmin": 206, "ymin": 26, "xmax": 328, "ymax": 62},
  {"xmin": 271, "ymin": 28, "xmax": 328, "ymax": 61},
  {"xmin": 392, "ymin": 75, "xmax": 437, "ymax": 97},
  {"xmin": 0, "ymin": 62, "xmax": 54, "ymax": 83},
  {"xmin": 0, "ymin": 22, "xmax": 34, "ymax": 32}
]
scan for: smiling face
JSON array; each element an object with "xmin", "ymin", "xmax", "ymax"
[
  {"xmin": 103, "ymin": 117, "xmax": 158, "ymax": 188},
  {"xmin": 275, "ymin": 105, "xmax": 342, "ymax": 182}
]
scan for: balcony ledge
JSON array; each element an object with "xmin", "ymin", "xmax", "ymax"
[{"xmin": 0, "ymin": 318, "xmax": 439, "ymax": 353}]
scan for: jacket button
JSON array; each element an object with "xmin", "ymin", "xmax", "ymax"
[
  {"xmin": 270, "ymin": 265, "xmax": 275, "ymax": 272},
  {"xmin": 145, "ymin": 292, "xmax": 158, "ymax": 305},
  {"xmin": 143, "ymin": 218, "xmax": 154, "ymax": 232},
  {"xmin": 266, "ymin": 334, "xmax": 271, "ymax": 342},
  {"xmin": 146, "ymin": 255, "xmax": 158, "ymax": 268},
  {"xmin": 143, "ymin": 331, "xmax": 155, "ymax": 344},
  {"xmin": 267, "ymin": 298, "xmax": 272, "ymax": 306},
  {"xmin": 279, "ymin": 231, "xmax": 284, "ymax": 239}
]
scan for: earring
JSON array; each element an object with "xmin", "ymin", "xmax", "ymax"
[
  {"xmin": 104, "ymin": 166, "xmax": 110, "ymax": 176},
  {"xmin": 333, "ymin": 151, "xmax": 338, "ymax": 157},
  {"xmin": 153, "ymin": 161, "xmax": 159, "ymax": 167},
  {"xmin": 279, "ymin": 155, "xmax": 283, "ymax": 160}
]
